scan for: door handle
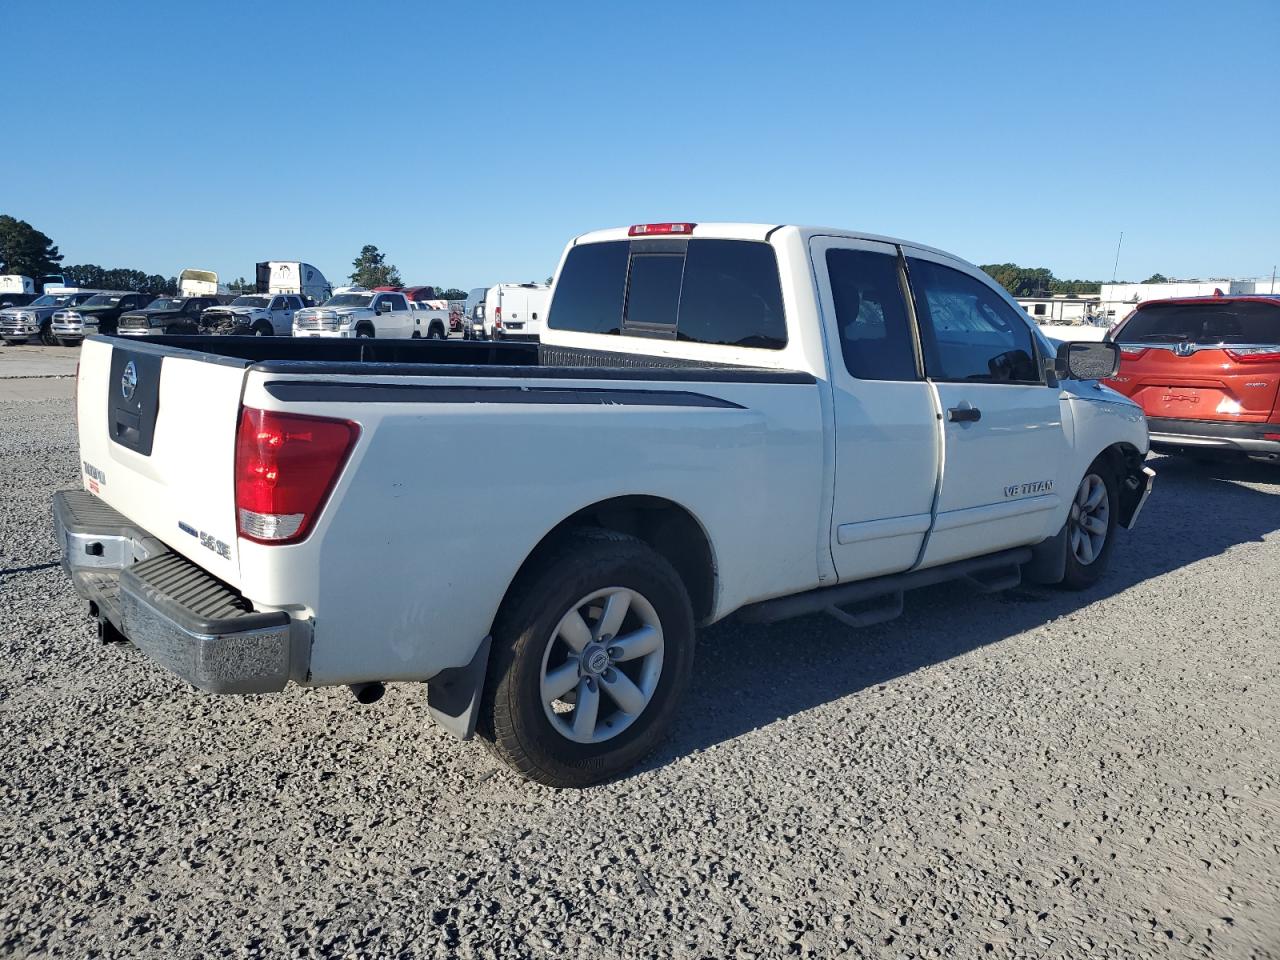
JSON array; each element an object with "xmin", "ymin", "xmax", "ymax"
[{"xmin": 947, "ymin": 406, "xmax": 982, "ymax": 423}]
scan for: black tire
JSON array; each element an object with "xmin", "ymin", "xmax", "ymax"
[
  {"xmin": 1058, "ymin": 457, "xmax": 1119, "ymax": 590},
  {"xmin": 356, "ymin": 325, "xmax": 374, "ymax": 338},
  {"xmin": 252, "ymin": 321, "xmax": 273, "ymax": 337},
  {"xmin": 429, "ymin": 324, "xmax": 446, "ymax": 340},
  {"xmin": 478, "ymin": 529, "xmax": 696, "ymax": 788},
  {"xmin": 40, "ymin": 322, "xmax": 56, "ymax": 346},
  {"xmin": 411, "ymin": 331, "xmax": 421, "ymax": 339}
]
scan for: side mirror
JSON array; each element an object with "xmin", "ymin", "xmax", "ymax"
[
  {"xmin": 1055, "ymin": 340, "xmax": 1120, "ymax": 381},
  {"xmin": 376, "ymin": 303, "xmax": 388, "ymax": 315}
]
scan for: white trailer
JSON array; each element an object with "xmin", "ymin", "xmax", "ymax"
[
  {"xmin": 0, "ymin": 275, "xmax": 35, "ymax": 295},
  {"xmin": 255, "ymin": 261, "xmax": 331, "ymax": 304},
  {"xmin": 178, "ymin": 268, "xmax": 221, "ymax": 298}
]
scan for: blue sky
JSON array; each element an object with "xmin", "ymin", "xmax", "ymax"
[{"xmin": 6, "ymin": 0, "xmax": 1277, "ymax": 289}]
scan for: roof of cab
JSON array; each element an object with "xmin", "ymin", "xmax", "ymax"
[{"xmin": 572, "ymin": 222, "xmax": 964, "ymax": 264}]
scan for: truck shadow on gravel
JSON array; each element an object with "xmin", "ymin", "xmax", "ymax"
[{"xmin": 641, "ymin": 456, "xmax": 1280, "ymax": 774}]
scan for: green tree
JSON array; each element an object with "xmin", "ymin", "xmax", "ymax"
[
  {"xmin": 1143, "ymin": 273, "xmax": 1169, "ymax": 284},
  {"xmin": 436, "ymin": 288, "xmax": 468, "ymax": 300},
  {"xmin": 979, "ymin": 263, "xmax": 1055, "ymax": 298},
  {"xmin": 350, "ymin": 244, "xmax": 403, "ymax": 288},
  {"xmin": 226, "ymin": 276, "xmax": 254, "ymax": 293},
  {"xmin": 0, "ymin": 215, "xmax": 63, "ymax": 278},
  {"xmin": 63, "ymin": 264, "xmax": 177, "ymax": 295}
]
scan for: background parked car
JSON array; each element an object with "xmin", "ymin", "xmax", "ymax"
[
  {"xmin": 200, "ymin": 294, "xmax": 305, "ymax": 336},
  {"xmin": 0, "ymin": 290, "xmax": 99, "ymax": 345},
  {"xmin": 51, "ymin": 291, "xmax": 154, "ymax": 344},
  {"xmin": 116, "ymin": 296, "xmax": 223, "ymax": 336},
  {"xmin": 463, "ymin": 287, "xmax": 488, "ymax": 340},
  {"xmin": 485, "ymin": 282, "xmax": 551, "ymax": 341},
  {"xmin": 1106, "ymin": 294, "xmax": 1280, "ymax": 464},
  {"xmin": 294, "ymin": 290, "xmax": 429, "ymax": 338}
]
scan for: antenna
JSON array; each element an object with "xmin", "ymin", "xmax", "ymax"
[{"xmin": 1111, "ymin": 232, "xmax": 1124, "ymax": 283}]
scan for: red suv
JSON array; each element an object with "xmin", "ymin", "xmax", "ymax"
[{"xmin": 1105, "ymin": 295, "xmax": 1280, "ymax": 463}]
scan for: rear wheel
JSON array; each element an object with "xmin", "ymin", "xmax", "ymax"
[
  {"xmin": 429, "ymin": 324, "xmax": 446, "ymax": 340},
  {"xmin": 478, "ymin": 530, "xmax": 695, "ymax": 788},
  {"xmin": 1059, "ymin": 460, "xmax": 1118, "ymax": 590}
]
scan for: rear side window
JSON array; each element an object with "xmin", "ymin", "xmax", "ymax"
[
  {"xmin": 826, "ymin": 248, "xmax": 918, "ymax": 381},
  {"xmin": 548, "ymin": 238, "xmax": 786, "ymax": 349},
  {"xmin": 548, "ymin": 241, "xmax": 629, "ymax": 335},
  {"xmin": 1117, "ymin": 301, "xmax": 1280, "ymax": 344}
]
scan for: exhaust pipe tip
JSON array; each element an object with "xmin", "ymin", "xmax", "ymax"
[{"xmin": 348, "ymin": 682, "xmax": 386, "ymax": 705}]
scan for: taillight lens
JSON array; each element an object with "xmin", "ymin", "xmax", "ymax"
[
  {"xmin": 1118, "ymin": 345, "xmax": 1147, "ymax": 358},
  {"xmin": 1225, "ymin": 347, "xmax": 1280, "ymax": 363},
  {"xmin": 234, "ymin": 407, "xmax": 359, "ymax": 545},
  {"xmin": 494, "ymin": 306, "xmax": 502, "ymax": 328}
]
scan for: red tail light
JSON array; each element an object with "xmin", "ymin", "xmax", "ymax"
[
  {"xmin": 1225, "ymin": 347, "xmax": 1280, "ymax": 363},
  {"xmin": 494, "ymin": 306, "xmax": 502, "ymax": 328},
  {"xmin": 629, "ymin": 222, "xmax": 696, "ymax": 237},
  {"xmin": 235, "ymin": 407, "xmax": 360, "ymax": 545}
]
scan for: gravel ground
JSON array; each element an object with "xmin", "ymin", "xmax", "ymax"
[{"xmin": 1, "ymin": 388, "xmax": 1277, "ymax": 959}]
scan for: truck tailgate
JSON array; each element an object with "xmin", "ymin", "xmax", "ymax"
[{"xmin": 76, "ymin": 338, "xmax": 247, "ymax": 588}]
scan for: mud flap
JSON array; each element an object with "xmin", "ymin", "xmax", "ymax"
[
  {"xmin": 1024, "ymin": 523, "xmax": 1069, "ymax": 585},
  {"xmin": 427, "ymin": 636, "xmax": 491, "ymax": 740}
]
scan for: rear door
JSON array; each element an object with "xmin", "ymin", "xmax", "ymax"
[
  {"xmin": 811, "ymin": 237, "xmax": 942, "ymax": 581},
  {"xmin": 1109, "ymin": 299, "xmax": 1280, "ymax": 422},
  {"xmin": 905, "ymin": 251, "xmax": 1070, "ymax": 568},
  {"xmin": 76, "ymin": 338, "xmax": 247, "ymax": 586}
]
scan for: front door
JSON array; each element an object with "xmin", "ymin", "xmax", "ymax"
[
  {"xmin": 905, "ymin": 252, "xmax": 1069, "ymax": 568},
  {"xmin": 811, "ymin": 236, "xmax": 942, "ymax": 582}
]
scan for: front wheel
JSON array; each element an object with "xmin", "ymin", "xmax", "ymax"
[
  {"xmin": 40, "ymin": 323, "xmax": 57, "ymax": 346},
  {"xmin": 478, "ymin": 530, "xmax": 695, "ymax": 788},
  {"xmin": 1058, "ymin": 460, "xmax": 1118, "ymax": 590}
]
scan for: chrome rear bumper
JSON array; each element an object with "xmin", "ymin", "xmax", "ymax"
[{"xmin": 53, "ymin": 489, "xmax": 308, "ymax": 694}]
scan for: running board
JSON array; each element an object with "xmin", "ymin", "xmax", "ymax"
[{"xmin": 737, "ymin": 547, "xmax": 1033, "ymax": 626}]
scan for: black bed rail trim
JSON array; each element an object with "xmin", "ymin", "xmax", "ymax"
[
  {"xmin": 262, "ymin": 381, "xmax": 748, "ymax": 409},
  {"xmin": 252, "ymin": 361, "xmax": 814, "ymax": 383}
]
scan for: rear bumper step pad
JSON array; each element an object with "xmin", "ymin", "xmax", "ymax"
[{"xmin": 53, "ymin": 489, "xmax": 303, "ymax": 694}]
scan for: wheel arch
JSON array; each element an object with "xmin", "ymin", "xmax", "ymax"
[{"xmin": 501, "ymin": 495, "xmax": 718, "ymax": 628}]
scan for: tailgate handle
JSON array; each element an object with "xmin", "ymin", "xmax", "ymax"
[
  {"xmin": 113, "ymin": 410, "xmax": 141, "ymax": 446},
  {"xmin": 948, "ymin": 406, "xmax": 982, "ymax": 423}
]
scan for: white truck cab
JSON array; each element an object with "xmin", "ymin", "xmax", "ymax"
[{"xmin": 55, "ymin": 221, "xmax": 1152, "ymax": 788}]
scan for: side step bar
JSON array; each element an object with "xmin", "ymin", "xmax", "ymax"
[{"xmin": 736, "ymin": 547, "xmax": 1033, "ymax": 626}]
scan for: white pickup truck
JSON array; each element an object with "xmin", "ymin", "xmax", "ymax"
[
  {"xmin": 54, "ymin": 222, "xmax": 1153, "ymax": 787},
  {"xmin": 293, "ymin": 290, "xmax": 449, "ymax": 340}
]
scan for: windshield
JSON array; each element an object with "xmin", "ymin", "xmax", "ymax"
[
  {"xmin": 324, "ymin": 294, "xmax": 373, "ymax": 308},
  {"xmin": 145, "ymin": 298, "xmax": 183, "ymax": 311},
  {"xmin": 31, "ymin": 294, "xmax": 64, "ymax": 307},
  {"xmin": 230, "ymin": 296, "xmax": 270, "ymax": 308},
  {"xmin": 1117, "ymin": 300, "xmax": 1280, "ymax": 344},
  {"xmin": 83, "ymin": 295, "xmax": 124, "ymax": 307}
]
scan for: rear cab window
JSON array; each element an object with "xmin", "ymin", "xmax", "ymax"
[
  {"xmin": 1116, "ymin": 300, "xmax": 1280, "ymax": 345},
  {"xmin": 549, "ymin": 238, "xmax": 786, "ymax": 349}
]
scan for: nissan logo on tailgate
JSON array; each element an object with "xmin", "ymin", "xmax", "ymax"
[{"xmin": 120, "ymin": 360, "xmax": 137, "ymax": 400}]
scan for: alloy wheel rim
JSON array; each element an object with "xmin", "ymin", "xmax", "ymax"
[
  {"xmin": 539, "ymin": 587, "xmax": 665, "ymax": 744},
  {"xmin": 1069, "ymin": 473, "xmax": 1109, "ymax": 565}
]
